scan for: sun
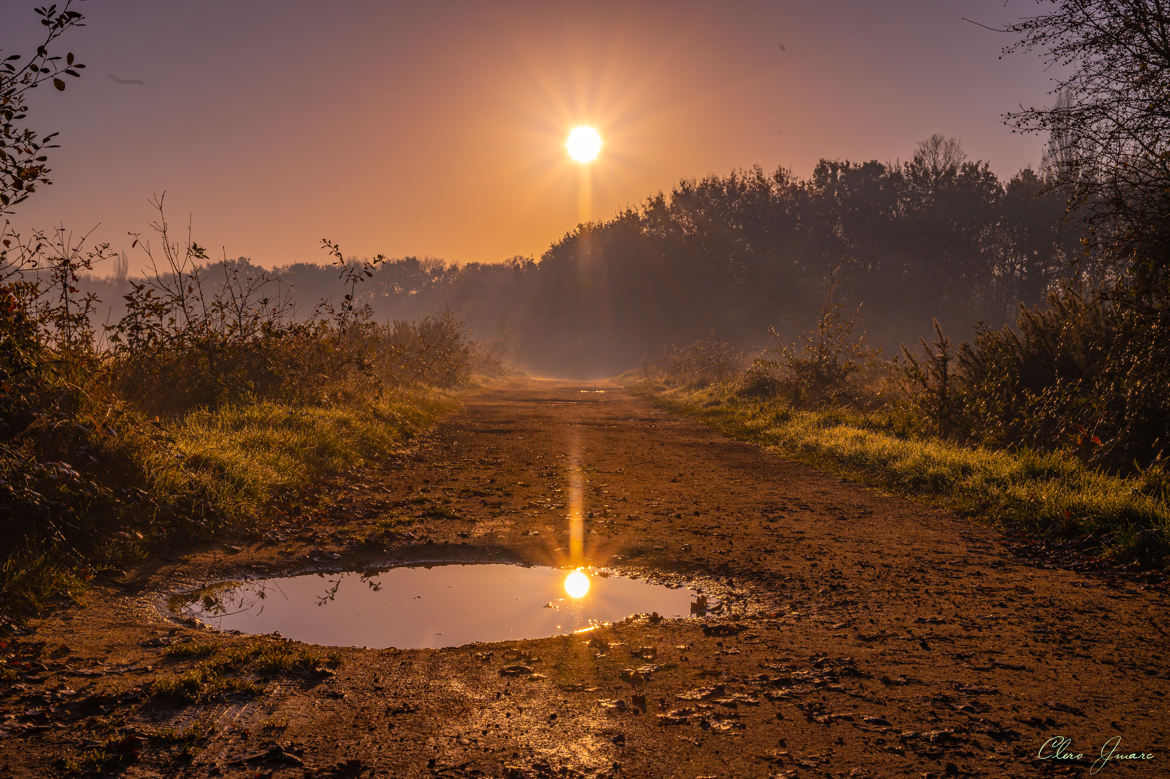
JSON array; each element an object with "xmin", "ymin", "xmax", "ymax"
[{"xmin": 566, "ymin": 126, "xmax": 602, "ymax": 163}]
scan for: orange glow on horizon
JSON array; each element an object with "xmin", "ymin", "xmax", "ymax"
[{"xmin": 11, "ymin": 3, "xmax": 1053, "ymax": 272}]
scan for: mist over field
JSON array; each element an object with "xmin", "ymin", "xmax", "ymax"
[
  {"xmin": 82, "ymin": 143, "xmax": 1078, "ymax": 377},
  {"xmin": 3, "ymin": 2, "xmax": 1169, "ymax": 777}
]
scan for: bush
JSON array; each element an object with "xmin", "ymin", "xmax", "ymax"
[
  {"xmin": 642, "ymin": 334, "xmax": 745, "ymax": 387},
  {"xmin": 902, "ymin": 283, "xmax": 1170, "ymax": 472},
  {"xmin": 733, "ymin": 360, "xmax": 784, "ymax": 400},
  {"xmin": 899, "ymin": 320, "xmax": 957, "ymax": 435},
  {"xmin": 0, "ymin": 206, "xmax": 474, "ymax": 618},
  {"xmin": 761, "ymin": 269, "xmax": 879, "ymax": 407},
  {"xmin": 375, "ymin": 312, "xmax": 472, "ymax": 389},
  {"xmin": 104, "ymin": 203, "xmax": 472, "ymax": 415}
]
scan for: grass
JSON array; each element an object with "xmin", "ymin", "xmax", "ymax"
[
  {"xmin": 638, "ymin": 382, "xmax": 1170, "ymax": 567},
  {"xmin": 152, "ymin": 637, "xmax": 342, "ymax": 704},
  {"xmin": 208, "ymin": 639, "xmax": 342, "ymax": 675},
  {"xmin": 163, "ymin": 640, "xmax": 218, "ymax": 660},
  {"xmin": 147, "ymin": 666, "xmax": 266, "ymax": 705},
  {"xmin": 155, "ymin": 388, "xmax": 456, "ymax": 521},
  {"xmin": 0, "ymin": 387, "xmax": 458, "ymax": 620},
  {"xmin": 0, "ymin": 551, "xmax": 88, "ymax": 626}
]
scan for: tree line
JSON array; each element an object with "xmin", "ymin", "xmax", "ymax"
[{"xmin": 80, "ymin": 136, "xmax": 1082, "ymax": 377}]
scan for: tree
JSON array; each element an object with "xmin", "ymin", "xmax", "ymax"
[
  {"xmin": 0, "ymin": 1, "xmax": 87, "ymax": 216},
  {"xmin": 1039, "ymin": 88, "xmax": 1079, "ymax": 183},
  {"xmin": 1005, "ymin": 1, "xmax": 1170, "ymax": 288},
  {"xmin": 911, "ymin": 134, "xmax": 967, "ymax": 184},
  {"xmin": 1, "ymin": 1, "xmax": 88, "ymax": 415}
]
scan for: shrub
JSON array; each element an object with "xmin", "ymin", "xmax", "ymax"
[
  {"xmin": 899, "ymin": 320, "xmax": 957, "ymax": 435},
  {"xmin": 733, "ymin": 360, "xmax": 784, "ymax": 399},
  {"xmin": 762, "ymin": 269, "xmax": 879, "ymax": 407},
  {"xmin": 105, "ymin": 201, "xmax": 472, "ymax": 415},
  {"xmin": 643, "ymin": 334, "xmax": 745, "ymax": 387},
  {"xmin": 901, "ymin": 283, "xmax": 1170, "ymax": 472}
]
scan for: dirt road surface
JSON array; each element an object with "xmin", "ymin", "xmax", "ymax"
[{"xmin": 2, "ymin": 380, "xmax": 1167, "ymax": 777}]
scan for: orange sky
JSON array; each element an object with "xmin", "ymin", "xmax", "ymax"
[{"xmin": 3, "ymin": 1, "xmax": 1058, "ymax": 271}]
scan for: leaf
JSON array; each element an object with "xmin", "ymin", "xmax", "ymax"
[{"xmin": 52, "ymin": 78, "xmax": 65, "ymax": 91}]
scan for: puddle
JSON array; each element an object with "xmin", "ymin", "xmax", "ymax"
[{"xmin": 173, "ymin": 564, "xmax": 701, "ymax": 649}]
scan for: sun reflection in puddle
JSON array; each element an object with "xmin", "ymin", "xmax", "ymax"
[
  {"xmin": 564, "ymin": 568, "xmax": 590, "ymax": 599},
  {"xmin": 175, "ymin": 563, "xmax": 700, "ymax": 649}
]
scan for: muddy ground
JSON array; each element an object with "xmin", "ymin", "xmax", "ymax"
[{"xmin": 1, "ymin": 379, "xmax": 1167, "ymax": 777}]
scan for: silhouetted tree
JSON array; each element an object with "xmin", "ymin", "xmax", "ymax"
[
  {"xmin": 1006, "ymin": 0, "xmax": 1170, "ymax": 288},
  {"xmin": 75, "ymin": 149, "xmax": 1083, "ymax": 376},
  {"xmin": 0, "ymin": 2, "xmax": 86, "ymax": 215},
  {"xmin": 912, "ymin": 134, "xmax": 967, "ymax": 182}
]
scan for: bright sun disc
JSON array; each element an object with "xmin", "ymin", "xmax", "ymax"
[
  {"xmin": 566, "ymin": 126, "xmax": 602, "ymax": 163},
  {"xmin": 564, "ymin": 569, "xmax": 591, "ymax": 599}
]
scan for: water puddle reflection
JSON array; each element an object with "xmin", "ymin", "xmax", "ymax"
[{"xmin": 173, "ymin": 564, "xmax": 701, "ymax": 649}]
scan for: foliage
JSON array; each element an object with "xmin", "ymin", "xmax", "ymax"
[
  {"xmin": 732, "ymin": 360, "xmax": 785, "ymax": 400},
  {"xmin": 7, "ymin": 225, "xmax": 110, "ymax": 355},
  {"xmin": 641, "ymin": 333, "xmax": 745, "ymax": 388},
  {"xmin": 376, "ymin": 313, "xmax": 472, "ymax": 388},
  {"xmin": 1, "ymin": 198, "xmax": 470, "ymax": 619},
  {"xmin": 903, "ymin": 284, "xmax": 1170, "ymax": 472},
  {"xmin": 0, "ymin": 1, "xmax": 86, "ymax": 214},
  {"xmin": 1006, "ymin": 0, "xmax": 1170, "ymax": 288},
  {"xmin": 522, "ymin": 146, "xmax": 1084, "ymax": 375},
  {"xmin": 899, "ymin": 320, "xmax": 956, "ymax": 436},
  {"xmin": 69, "ymin": 144, "xmax": 1078, "ymax": 378},
  {"xmin": 104, "ymin": 197, "xmax": 472, "ymax": 414},
  {"xmin": 762, "ymin": 268, "xmax": 878, "ymax": 407}
]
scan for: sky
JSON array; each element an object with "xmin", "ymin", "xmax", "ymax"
[{"xmin": 2, "ymin": 0, "xmax": 1062, "ymax": 272}]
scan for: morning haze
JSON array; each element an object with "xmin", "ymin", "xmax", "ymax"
[
  {"xmin": 5, "ymin": 0, "xmax": 1054, "ymax": 270},
  {"xmin": 2, "ymin": 1, "xmax": 1168, "ymax": 776}
]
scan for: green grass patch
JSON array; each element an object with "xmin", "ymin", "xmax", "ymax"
[
  {"xmin": 151, "ymin": 637, "xmax": 341, "ymax": 705},
  {"xmin": 638, "ymin": 382, "xmax": 1170, "ymax": 566},
  {"xmin": 155, "ymin": 389, "xmax": 456, "ymax": 523},
  {"xmin": 163, "ymin": 640, "xmax": 217, "ymax": 660},
  {"xmin": 1, "ymin": 388, "xmax": 457, "ymax": 621},
  {"xmin": 148, "ymin": 666, "xmax": 265, "ymax": 705},
  {"xmin": 208, "ymin": 639, "xmax": 341, "ymax": 675}
]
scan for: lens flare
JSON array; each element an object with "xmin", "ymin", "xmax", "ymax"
[
  {"xmin": 566, "ymin": 126, "xmax": 602, "ymax": 163},
  {"xmin": 564, "ymin": 569, "xmax": 591, "ymax": 599}
]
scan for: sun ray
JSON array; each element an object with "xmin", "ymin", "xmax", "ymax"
[{"xmin": 567, "ymin": 426, "xmax": 584, "ymax": 565}]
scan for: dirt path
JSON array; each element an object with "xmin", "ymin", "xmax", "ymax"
[{"xmin": 2, "ymin": 379, "xmax": 1167, "ymax": 777}]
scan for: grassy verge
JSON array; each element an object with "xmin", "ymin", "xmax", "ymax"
[
  {"xmin": 0, "ymin": 388, "xmax": 458, "ymax": 621},
  {"xmin": 156, "ymin": 389, "xmax": 455, "ymax": 521},
  {"xmin": 637, "ymin": 382, "xmax": 1170, "ymax": 567}
]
